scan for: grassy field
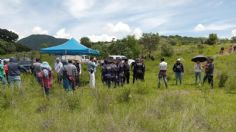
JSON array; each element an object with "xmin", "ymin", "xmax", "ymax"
[{"xmin": 0, "ymin": 44, "xmax": 236, "ymax": 132}]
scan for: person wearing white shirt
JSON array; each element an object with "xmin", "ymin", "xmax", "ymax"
[
  {"xmin": 54, "ymin": 58, "xmax": 63, "ymax": 83},
  {"xmin": 87, "ymin": 58, "xmax": 97, "ymax": 88},
  {"xmin": 194, "ymin": 61, "xmax": 202, "ymax": 84},
  {"xmin": 158, "ymin": 58, "xmax": 168, "ymax": 88}
]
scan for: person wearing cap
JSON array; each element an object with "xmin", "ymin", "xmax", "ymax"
[
  {"xmin": 0, "ymin": 59, "xmax": 7, "ymax": 85},
  {"xmin": 87, "ymin": 57, "xmax": 98, "ymax": 88},
  {"xmin": 203, "ymin": 57, "xmax": 214, "ymax": 88},
  {"xmin": 38, "ymin": 62, "xmax": 53, "ymax": 96},
  {"xmin": 158, "ymin": 58, "xmax": 168, "ymax": 88},
  {"xmin": 173, "ymin": 58, "xmax": 184, "ymax": 85},
  {"xmin": 54, "ymin": 58, "xmax": 63, "ymax": 83}
]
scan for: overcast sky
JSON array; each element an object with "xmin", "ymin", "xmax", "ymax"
[{"xmin": 1, "ymin": 0, "xmax": 236, "ymax": 42}]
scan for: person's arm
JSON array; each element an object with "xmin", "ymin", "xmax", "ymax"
[
  {"xmin": 173, "ymin": 64, "xmax": 176, "ymax": 72},
  {"xmin": 79, "ymin": 64, "xmax": 82, "ymax": 75}
]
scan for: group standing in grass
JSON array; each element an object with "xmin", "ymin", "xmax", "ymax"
[{"xmin": 0, "ymin": 55, "xmax": 216, "ymax": 97}]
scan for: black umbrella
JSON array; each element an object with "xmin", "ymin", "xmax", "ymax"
[{"xmin": 191, "ymin": 55, "xmax": 207, "ymax": 62}]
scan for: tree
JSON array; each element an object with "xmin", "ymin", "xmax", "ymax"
[
  {"xmin": 0, "ymin": 28, "xmax": 19, "ymax": 42},
  {"xmin": 206, "ymin": 33, "xmax": 218, "ymax": 45},
  {"xmin": 80, "ymin": 37, "xmax": 92, "ymax": 48},
  {"xmin": 140, "ymin": 33, "xmax": 160, "ymax": 58},
  {"xmin": 231, "ymin": 36, "xmax": 236, "ymax": 43}
]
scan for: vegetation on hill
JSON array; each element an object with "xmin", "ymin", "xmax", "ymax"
[
  {"xmin": 0, "ymin": 28, "xmax": 30, "ymax": 55},
  {"xmin": 18, "ymin": 34, "xmax": 68, "ymax": 50}
]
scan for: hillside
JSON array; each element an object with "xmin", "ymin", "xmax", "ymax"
[{"xmin": 18, "ymin": 34, "xmax": 68, "ymax": 50}]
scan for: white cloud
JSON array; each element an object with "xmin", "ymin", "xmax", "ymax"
[
  {"xmin": 54, "ymin": 28, "xmax": 71, "ymax": 39},
  {"xmin": 133, "ymin": 28, "xmax": 143, "ymax": 39},
  {"xmin": 232, "ymin": 29, "xmax": 236, "ymax": 37},
  {"xmin": 194, "ymin": 23, "xmax": 236, "ymax": 32},
  {"xmin": 106, "ymin": 22, "xmax": 132, "ymax": 34},
  {"xmin": 194, "ymin": 24, "xmax": 205, "ymax": 31},
  {"xmin": 64, "ymin": 0, "xmax": 95, "ymax": 18},
  {"xmin": 32, "ymin": 26, "xmax": 48, "ymax": 34},
  {"xmin": 88, "ymin": 34, "xmax": 116, "ymax": 42}
]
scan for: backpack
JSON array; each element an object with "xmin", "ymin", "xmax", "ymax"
[
  {"xmin": 42, "ymin": 69, "xmax": 49, "ymax": 78},
  {"xmin": 136, "ymin": 63, "xmax": 143, "ymax": 74}
]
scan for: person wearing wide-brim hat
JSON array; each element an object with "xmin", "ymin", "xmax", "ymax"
[
  {"xmin": 173, "ymin": 58, "xmax": 184, "ymax": 85},
  {"xmin": 38, "ymin": 61, "xmax": 53, "ymax": 96}
]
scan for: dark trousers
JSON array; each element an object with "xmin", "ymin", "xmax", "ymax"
[
  {"xmin": 124, "ymin": 72, "xmax": 130, "ymax": 84},
  {"xmin": 44, "ymin": 87, "xmax": 50, "ymax": 95},
  {"xmin": 133, "ymin": 73, "xmax": 144, "ymax": 83},
  {"xmin": 203, "ymin": 74, "xmax": 213, "ymax": 88}
]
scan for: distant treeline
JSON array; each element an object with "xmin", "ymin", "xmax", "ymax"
[{"xmin": 0, "ymin": 28, "xmax": 30, "ymax": 55}]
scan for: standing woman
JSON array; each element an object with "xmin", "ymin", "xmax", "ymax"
[
  {"xmin": 87, "ymin": 58, "xmax": 97, "ymax": 88},
  {"xmin": 38, "ymin": 62, "xmax": 53, "ymax": 96},
  {"xmin": 194, "ymin": 61, "xmax": 202, "ymax": 85}
]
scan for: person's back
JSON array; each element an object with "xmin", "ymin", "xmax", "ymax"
[
  {"xmin": 173, "ymin": 62, "xmax": 184, "ymax": 73},
  {"xmin": 64, "ymin": 63, "xmax": 77, "ymax": 77},
  {"xmin": 160, "ymin": 61, "xmax": 167, "ymax": 71},
  {"xmin": 8, "ymin": 61, "xmax": 21, "ymax": 76},
  {"xmin": 54, "ymin": 61, "xmax": 63, "ymax": 73}
]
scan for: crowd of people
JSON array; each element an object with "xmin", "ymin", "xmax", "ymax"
[
  {"xmin": 219, "ymin": 45, "xmax": 236, "ymax": 55},
  {"xmin": 0, "ymin": 55, "xmax": 216, "ymax": 97}
]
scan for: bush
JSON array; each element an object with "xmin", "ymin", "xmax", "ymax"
[
  {"xmin": 66, "ymin": 95, "xmax": 80, "ymax": 111},
  {"xmin": 218, "ymin": 72, "xmax": 228, "ymax": 88},
  {"xmin": 160, "ymin": 44, "xmax": 174, "ymax": 57}
]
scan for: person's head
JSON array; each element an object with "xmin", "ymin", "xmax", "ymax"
[
  {"xmin": 35, "ymin": 58, "xmax": 40, "ymax": 62},
  {"xmin": 56, "ymin": 58, "xmax": 60, "ymax": 63},
  {"xmin": 208, "ymin": 57, "xmax": 214, "ymax": 63},
  {"xmin": 3, "ymin": 60, "xmax": 8, "ymax": 65},
  {"xmin": 10, "ymin": 57, "xmax": 17, "ymax": 63},
  {"xmin": 124, "ymin": 59, "xmax": 128, "ymax": 63},
  {"xmin": 62, "ymin": 60, "xmax": 68, "ymax": 65},
  {"xmin": 161, "ymin": 57, "xmax": 165, "ymax": 62},
  {"xmin": 68, "ymin": 60, "xmax": 73, "ymax": 64},
  {"xmin": 176, "ymin": 58, "xmax": 181, "ymax": 63},
  {"xmin": 196, "ymin": 61, "xmax": 200, "ymax": 64}
]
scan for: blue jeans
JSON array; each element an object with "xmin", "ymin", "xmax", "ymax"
[
  {"xmin": 195, "ymin": 72, "xmax": 201, "ymax": 84},
  {"xmin": 8, "ymin": 76, "xmax": 21, "ymax": 88},
  {"xmin": 63, "ymin": 78, "xmax": 72, "ymax": 91},
  {"xmin": 175, "ymin": 72, "xmax": 182, "ymax": 85}
]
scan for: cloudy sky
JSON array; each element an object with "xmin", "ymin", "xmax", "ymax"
[{"xmin": 1, "ymin": 0, "xmax": 236, "ymax": 42}]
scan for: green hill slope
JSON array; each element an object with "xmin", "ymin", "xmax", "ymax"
[{"xmin": 18, "ymin": 34, "xmax": 68, "ymax": 50}]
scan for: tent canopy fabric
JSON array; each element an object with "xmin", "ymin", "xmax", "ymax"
[{"xmin": 40, "ymin": 38, "xmax": 100, "ymax": 55}]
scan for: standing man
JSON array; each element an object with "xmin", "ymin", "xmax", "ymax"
[
  {"xmin": 124, "ymin": 59, "xmax": 130, "ymax": 84},
  {"xmin": 133, "ymin": 58, "xmax": 145, "ymax": 83},
  {"xmin": 8, "ymin": 58, "xmax": 25, "ymax": 88},
  {"xmin": 64, "ymin": 60, "xmax": 78, "ymax": 91},
  {"xmin": 203, "ymin": 57, "xmax": 214, "ymax": 88},
  {"xmin": 74, "ymin": 60, "xmax": 82, "ymax": 86},
  {"xmin": 117, "ymin": 59, "xmax": 125, "ymax": 86},
  {"xmin": 54, "ymin": 58, "xmax": 63, "ymax": 83},
  {"xmin": 87, "ymin": 57, "xmax": 97, "ymax": 88},
  {"xmin": 173, "ymin": 59, "xmax": 184, "ymax": 85},
  {"xmin": 158, "ymin": 58, "xmax": 168, "ymax": 88}
]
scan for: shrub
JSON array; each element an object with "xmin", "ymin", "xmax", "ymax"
[
  {"xmin": 218, "ymin": 72, "xmax": 228, "ymax": 88},
  {"xmin": 66, "ymin": 95, "xmax": 80, "ymax": 111},
  {"xmin": 160, "ymin": 44, "xmax": 174, "ymax": 57}
]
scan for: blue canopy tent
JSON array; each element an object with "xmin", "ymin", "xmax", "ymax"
[{"xmin": 40, "ymin": 38, "xmax": 100, "ymax": 56}]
